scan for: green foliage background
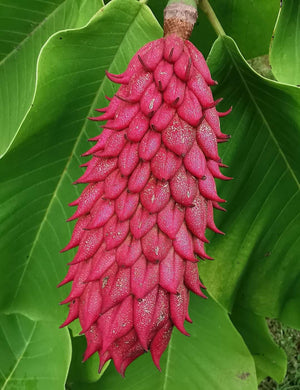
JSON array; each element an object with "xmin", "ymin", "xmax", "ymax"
[{"xmin": 0, "ymin": 0, "xmax": 299, "ymax": 389}]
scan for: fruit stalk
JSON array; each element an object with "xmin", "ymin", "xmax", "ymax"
[
  {"xmin": 164, "ymin": 0, "xmax": 198, "ymax": 40},
  {"xmin": 198, "ymin": 0, "xmax": 226, "ymax": 36}
]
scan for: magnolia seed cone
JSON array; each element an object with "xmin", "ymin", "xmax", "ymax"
[{"xmin": 59, "ymin": 32, "xmax": 231, "ymax": 375}]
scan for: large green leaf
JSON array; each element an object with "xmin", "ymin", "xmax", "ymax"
[
  {"xmin": 0, "ymin": 0, "xmax": 162, "ymax": 322},
  {"xmin": 0, "ymin": 0, "xmax": 103, "ymax": 157},
  {"xmin": 270, "ymin": 0, "xmax": 300, "ymax": 85},
  {"xmin": 148, "ymin": 0, "xmax": 279, "ymax": 59},
  {"xmin": 231, "ymin": 306, "xmax": 287, "ymax": 384},
  {"xmin": 200, "ymin": 36, "xmax": 300, "ymax": 328},
  {"xmin": 0, "ymin": 0, "xmax": 298, "ymax": 387},
  {"xmin": 69, "ymin": 294, "xmax": 257, "ymax": 390},
  {"xmin": 0, "ymin": 313, "xmax": 71, "ymax": 389}
]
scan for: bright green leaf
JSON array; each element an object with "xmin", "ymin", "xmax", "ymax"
[
  {"xmin": 148, "ymin": 0, "xmax": 279, "ymax": 58},
  {"xmin": 270, "ymin": 0, "xmax": 300, "ymax": 85},
  {"xmin": 0, "ymin": 0, "xmax": 103, "ymax": 157},
  {"xmin": 71, "ymin": 294, "xmax": 257, "ymax": 390},
  {"xmin": 0, "ymin": 0, "xmax": 162, "ymax": 322},
  {"xmin": 200, "ymin": 36, "xmax": 300, "ymax": 328},
  {"xmin": 231, "ymin": 306, "xmax": 287, "ymax": 384},
  {"xmin": 0, "ymin": 313, "xmax": 71, "ymax": 389}
]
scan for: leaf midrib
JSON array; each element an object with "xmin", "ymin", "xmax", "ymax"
[
  {"xmin": 12, "ymin": 2, "xmax": 144, "ymax": 307},
  {"xmin": 223, "ymin": 36, "xmax": 300, "ymax": 190},
  {"xmin": 162, "ymin": 336, "xmax": 172, "ymax": 390}
]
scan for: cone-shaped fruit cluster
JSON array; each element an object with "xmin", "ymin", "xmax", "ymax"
[{"xmin": 60, "ymin": 33, "xmax": 231, "ymax": 375}]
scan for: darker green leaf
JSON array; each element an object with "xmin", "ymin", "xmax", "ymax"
[
  {"xmin": 270, "ymin": 0, "xmax": 300, "ymax": 85},
  {"xmin": 200, "ymin": 36, "xmax": 300, "ymax": 329},
  {"xmin": 231, "ymin": 306, "xmax": 287, "ymax": 384},
  {"xmin": 66, "ymin": 333, "xmax": 109, "ymax": 386}
]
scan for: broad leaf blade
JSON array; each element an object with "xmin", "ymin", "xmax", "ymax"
[
  {"xmin": 231, "ymin": 306, "xmax": 287, "ymax": 384},
  {"xmin": 200, "ymin": 36, "xmax": 300, "ymax": 328},
  {"xmin": 0, "ymin": 313, "xmax": 71, "ymax": 389},
  {"xmin": 0, "ymin": 0, "xmax": 103, "ymax": 157},
  {"xmin": 0, "ymin": 0, "xmax": 162, "ymax": 322},
  {"xmin": 148, "ymin": 0, "xmax": 279, "ymax": 58},
  {"xmin": 0, "ymin": 2, "xmax": 298, "ymax": 387},
  {"xmin": 73, "ymin": 294, "xmax": 257, "ymax": 390},
  {"xmin": 270, "ymin": 0, "xmax": 300, "ymax": 85}
]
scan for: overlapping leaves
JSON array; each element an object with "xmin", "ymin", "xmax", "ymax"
[
  {"xmin": 202, "ymin": 36, "xmax": 300, "ymax": 329},
  {"xmin": 0, "ymin": 0, "xmax": 298, "ymax": 388},
  {"xmin": 0, "ymin": 0, "xmax": 103, "ymax": 156}
]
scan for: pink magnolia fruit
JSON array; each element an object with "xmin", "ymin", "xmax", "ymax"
[{"xmin": 60, "ymin": 3, "xmax": 231, "ymax": 376}]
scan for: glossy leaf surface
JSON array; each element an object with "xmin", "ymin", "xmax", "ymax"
[
  {"xmin": 0, "ymin": 0, "xmax": 103, "ymax": 156},
  {"xmin": 201, "ymin": 36, "xmax": 300, "ymax": 329}
]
